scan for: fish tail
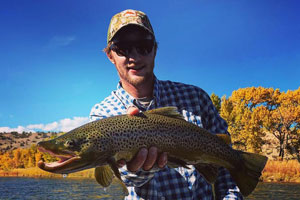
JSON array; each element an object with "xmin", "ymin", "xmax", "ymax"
[{"xmin": 230, "ymin": 152, "xmax": 268, "ymax": 197}]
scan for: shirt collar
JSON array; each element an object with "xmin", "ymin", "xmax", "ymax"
[
  {"xmin": 114, "ymin": 82, "xmax": 135, "ymax": 108},
  {"xmin": 114, "ymin": 76, "xmax": 162, "ymax": 109}
]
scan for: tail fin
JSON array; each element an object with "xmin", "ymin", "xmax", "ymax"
[{"xmin": 230, "ymin": 152, "xmax": 268, "ymax": 197}]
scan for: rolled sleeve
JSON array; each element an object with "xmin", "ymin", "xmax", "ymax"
[{"xmin": 119, "ymin": 165, "xmax": 161, "ymax": 187}]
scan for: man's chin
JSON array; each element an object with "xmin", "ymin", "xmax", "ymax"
[
  {"xmin": 128, "ymin": 74, "xmax": 153, "ymax": 87},
  {"xmin": 128, "ymin": 76, "xmax": 147, "ymax": 86}
]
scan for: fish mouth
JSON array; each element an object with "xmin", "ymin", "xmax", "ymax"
[{"xmin": 37, "ymin": 146, "xmax": 82, "ymax": 173}]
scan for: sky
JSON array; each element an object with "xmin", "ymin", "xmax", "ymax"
[{"xmin": 1, "ymin": 0, "xmax": 299, "ymax": 133}]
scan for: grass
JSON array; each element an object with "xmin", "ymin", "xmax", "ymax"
[
  {"xmin": 261, "ymin": 160, "xmax": 300, "ymax": 182},
  {"xmin": 1, "ymin": 160, "xmax": 300, "ymax": 183}
]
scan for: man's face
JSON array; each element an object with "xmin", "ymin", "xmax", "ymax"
[{"xmin": 107, "ymin": 27, "xmax": 156, "ymax": 88}]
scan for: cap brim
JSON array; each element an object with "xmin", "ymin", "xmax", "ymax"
[{"xmin": 109, "ymin": 23, "xmax": 154, "ymax": 43}]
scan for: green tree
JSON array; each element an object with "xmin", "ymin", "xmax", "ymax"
[{"xmin": 211, "ymin": 93, "xmax": 221, "ymax": 113}]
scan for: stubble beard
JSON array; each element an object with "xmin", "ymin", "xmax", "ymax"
[
  {"xmin": 120, "ymin": 60, "xmax": 155, "ymax": 88},
  {"xmin": 124, "ymin": 70, "xmax": 154, "ymax": 88}
]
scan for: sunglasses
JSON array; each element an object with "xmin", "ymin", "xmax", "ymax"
[{"xmin": 110, "ymin": 39, "xmax": 155, "ymax": 57}]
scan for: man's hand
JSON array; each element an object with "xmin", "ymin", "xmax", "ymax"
[{"xmin": 117, "ymin": 106, "xmax": 168, "ymax": 172}]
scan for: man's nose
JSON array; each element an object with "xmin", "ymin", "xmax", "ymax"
[{"xmin": 127, "ymin": 47, "xmax": 141, "ymax": 62}]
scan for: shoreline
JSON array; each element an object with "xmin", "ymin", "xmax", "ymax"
[
  {"xmin": 0, "ymin": 167, "xmax": 95, "ymax": 179},
  {"xmin": 1, "ymin": 159, "xmax": 300, "ymax": 183}
]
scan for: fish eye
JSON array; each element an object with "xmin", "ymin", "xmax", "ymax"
[{"xmin": 64, "ymin": 140, "xmax": 75, "ymax": 148}]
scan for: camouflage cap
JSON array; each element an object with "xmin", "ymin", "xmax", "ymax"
[{"xmin": 107, "ymin": 9, "xmax": 154, "ymax": 44}]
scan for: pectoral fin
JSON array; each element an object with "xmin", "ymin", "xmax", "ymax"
[
  {"xmin": 94, "ymin": 165, "xmax": 114, "ymax": 187},
  {"xmin": 94, "ymin": 158, "xmax": 129, "ymax": 196},
  {"xmin": 195, "ymin": 164, "xmax": 219, "ymax": 184},
  {"xmin": 107, "ymin": 157, "xmax": 129, "ymax": 196},
  {"xmin": 107, "ymin": 156, "xmax": 121, "ymax": 180}
]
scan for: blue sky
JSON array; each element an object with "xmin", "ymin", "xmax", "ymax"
[{"xmin": 1, "ymin": 0, "xmax": 299, "ymax": 132}]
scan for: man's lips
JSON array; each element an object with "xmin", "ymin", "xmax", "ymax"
[
  {"xmin": 128, "ymin": 66, "xmax": 146, "ymax": 76},
  {"xmin": 127, "ymin": 65, "xmax": 145, "ymax": 71}
]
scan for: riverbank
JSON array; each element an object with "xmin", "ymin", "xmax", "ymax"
[
  {"xmin": 0, "ymin": 167, "xmax": 95, "ymax": 179},
  {"xmin": 1, "ymin": 160, "xmax": 300, "ymax": 183}
]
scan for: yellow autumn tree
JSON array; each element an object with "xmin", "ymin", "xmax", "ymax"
[
  {"xmin": 261, "ymin": 87, "xmax": 300, "ymax": 159},
  {"xmin": 12, "ymin": 148, "xmax": 24, "ymax": 168},
  {"xmin": 0, "ymin": 152, "xmax": 14, "ymax": 170},
  {"xmin": 220, "ymin": 96, "xmax": 246, "ymax": 150},
  {"xmin": 26, "ymin": 144, "xmax": 38, "ymax": 168},
  {"xmin": 35, "ymin": 152, "xmax": 43, "ymax": 166},
  {"xmin": 220, "ymin": 86, "xmax": 300, "ymax": 159}
]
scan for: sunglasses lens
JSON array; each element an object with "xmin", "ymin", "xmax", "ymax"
[
  {"xmin": 111, "ymin": 43, "xmax": 129, "ymax": 56},
  {"xmin": 136, "ymin": 40, "xmax": 154, "ymax": 55},
  {"xmin": 111, "ymin": 39, "xmax": 154, "ymax": 57}
]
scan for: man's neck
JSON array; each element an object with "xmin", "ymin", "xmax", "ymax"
[{"xmin": 120, "ymin": 77, "xmax": 154, "ymax": 99}]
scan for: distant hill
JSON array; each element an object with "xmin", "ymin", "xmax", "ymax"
[{"xmin": 0, "ymin": 132, "xmax": 57, "ymax": 152}]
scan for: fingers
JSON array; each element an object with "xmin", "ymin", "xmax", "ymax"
[
  {"xmin": 143, "ymin": 146, "xmax": 158, "ymax": 171},
  {"xmin": 127, "ymin": 148, "xmax": 148, "ymax": 172},
  {"xmin": 117, "ymin": 159, "xmax": 126, "ymax": 168},
  {"xmin": 158, "ymin": 152, "xmax": 168, "ymax": 168},
  {"xmin": 120, "ymin": 147, "xmax": 168, "ymax": 172},
  {"xmin": 127, "ymin": 106, "xmax": 140, "ymax": 116}
]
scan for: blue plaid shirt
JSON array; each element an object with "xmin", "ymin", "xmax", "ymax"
[{"xmin": 90, "ymin": 78, "xmax": 243, "ymax": 200}]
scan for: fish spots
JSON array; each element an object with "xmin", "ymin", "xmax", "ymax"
[{"xmin": 59, "ymin": 110, "xmax": 240, "ymax": 171}]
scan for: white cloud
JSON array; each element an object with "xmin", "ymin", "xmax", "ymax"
[
  {"xmin": 43, "ymin": 121, "xmax": 59, "ymax": 132},
  {"xmin": 59, "ymin": 117, "xmax": 89, "ymax": 132},
  {"xmin": 48, "ymin": 35, "xmax": 76, "ymax": 48},
  {"xmin": 26, "ymin": 124, "xmax": 44, "ymax": 129},
  {"xmin": 0, "ymin": 126, "xmax": 35, "ymax": 133},
  {"xmin": 0, "ymin": 116, "xmax": 89, "ymax": 133}
]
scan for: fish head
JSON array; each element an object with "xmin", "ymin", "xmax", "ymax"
[{"xmin": 37, "ymin": 122, "xmax": 111, "ymax": 174}]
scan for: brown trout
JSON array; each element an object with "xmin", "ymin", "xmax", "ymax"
[{"xmin": 37, "ymin": 107, "xmax": 268, "ymax": 197}]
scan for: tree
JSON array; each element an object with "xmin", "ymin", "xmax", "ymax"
[
  {"xmin": 211, "ymin": 93, "xmax": 221, "ymax": 113},
  {"xmin": 220, "ymin": 86, "xmax": 300, "ymax": 158},
  {"xmin": 261, "ymin": 87, "xmax": 300, "ymax": 159},
  {"xmin": 0, "ymin": 152, "xmax": 14, "ymax": 170},
  {"xmin": 35, "ymin": 152, "xmax": 43, "ymax": 166},
  {"xmin": 12, "ymin": 149, "xmax": 23, "ymax": 168}
]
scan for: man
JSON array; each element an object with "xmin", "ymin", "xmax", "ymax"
[{"xmin": 90, "ymin": 9, "xmax": 243, "ymax": 200}]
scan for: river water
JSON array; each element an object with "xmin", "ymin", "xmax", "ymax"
[{"xmin": 1, "ymin": 177, "xmax": 300, "ymax": 200}]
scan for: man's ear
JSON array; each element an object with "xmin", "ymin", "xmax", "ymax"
[{"xmin": 106, "ymin": 52, "xmax": 115, "ymax": 64}]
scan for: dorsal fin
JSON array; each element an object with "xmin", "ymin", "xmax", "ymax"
[{"xmin": 146, "ymin": 107, "xmax": 185, "ymax": 120}]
